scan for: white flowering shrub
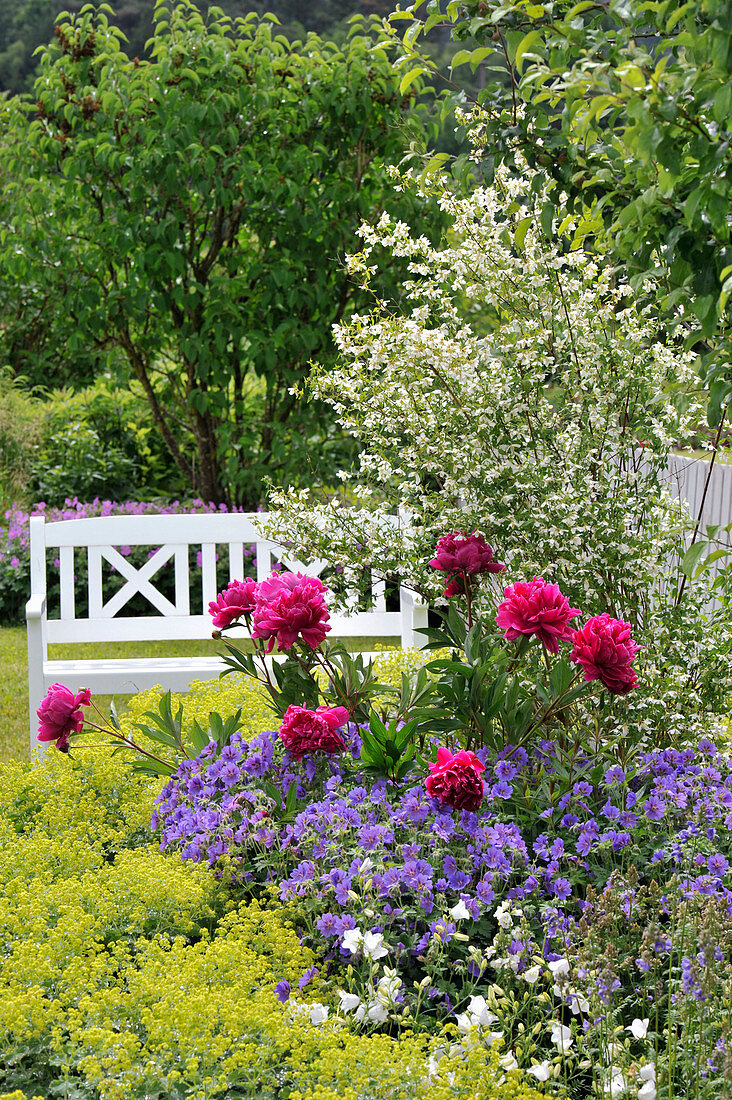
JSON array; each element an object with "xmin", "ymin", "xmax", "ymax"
[{"xmin": 266, "ymin": 158, "xmax": 732, "ymax": 737}]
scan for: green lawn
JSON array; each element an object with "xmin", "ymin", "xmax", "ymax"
[{"xmin": 1, "ymin": 628, "xmax": 398, "ymax": 763}]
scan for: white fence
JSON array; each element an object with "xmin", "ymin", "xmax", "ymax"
[
  {"xmin": 662, "ymin": 453, "xmax": 732, "ymax": 608},
  {"xmin": 664, "ymin": 453, "xmax": 732, "ymax": 534}
]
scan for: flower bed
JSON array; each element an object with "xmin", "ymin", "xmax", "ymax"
[
  {"xmin": 0, "ymin": 669, "xmax": 543, "ymax": 1100},
  {"xmin": 15, "ymin": 533, "xmax": 732, "ymax": 1098}
]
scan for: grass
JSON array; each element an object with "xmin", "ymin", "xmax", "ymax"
[{"xmin": 0, "ymin": 627, "xmax": 398, "ymax": 764}]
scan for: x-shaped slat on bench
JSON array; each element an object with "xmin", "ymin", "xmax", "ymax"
[{"xmin": 87, "ymin": 544, "xmax": 190, "ymax": 618}]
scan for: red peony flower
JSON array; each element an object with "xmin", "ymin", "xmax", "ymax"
[
  {"xmin": 279, "ymin": 704, "xmax": 349, "ymax": 760},
  {"xmin": 570, "ymin": 613, "xmax": 640, "ymax": 695},
  {"xmin": 496, "ymin": 576, "xmax": 580, "ymax": 654},
  {"xmin": 429, "ymin": 531, "xmax": 506, "ymax": 597},
  {"xmin": 208, "ymin": 578, "xmax": 260, "ymax": 629},
  {"xmin": 251, "ymin": 571, "xmax": 331, "ymax": 653},
  {"xmin": 37, "ymin": 683, "xmax": 91, "ymax": 747},
  {"xmin": 425, "ymin": 746, "xmax": 486, "ymax": 813}
]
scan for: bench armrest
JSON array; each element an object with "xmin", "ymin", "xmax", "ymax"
[{"xmin": 26, "ymin": 593, "xmax": 47, "ymax": 620}]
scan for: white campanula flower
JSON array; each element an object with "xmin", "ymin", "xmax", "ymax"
[
  {"xmin": 527, "ymin": 1060, "xmax": 552, "ymax": 1081},
  {"xmin": 340, "ymin": 926, "xmax": 389, "ymax": 960},
  {"xmin": 341, "ymin": 927, "xmax": 363, "ymax": 955},
  {"xmin": 494, "ymin": 902, "xmax": 513, "ymax": 929},
  {"xmin": 456, "ymin": 994, "xmax": 499, "ymax": 1034},
  {"xmin": 637, "ymin": 1062, "xmax": 656, "ymax": 1100},
  {"xmin": 367, "ymin": 1000, "xmax": 388, "ymax": 1023},
  {"xmin": 548, "ymin": 958, "xmax": 570, "ymax": 978},
  {"xmin": 338, "ymin": 990, "xmax": 361, "ymax": 1013},
  {"xmin": 499, "ymin": 1052, "xmax": 518, "ymax": 1070},
  {"xmin": 308, "ymin": 1003, "xmax": 329, "ymax": 1025},
  {"xmin": 626, "ymin": 1017, "xmax": 649, "ymax": 1039},
  {"xmin": 363, "ymin": 930, "xmax": 389, "ymax": 960},
  {"xmin": 605, "ymin": 1069, "xmax": 630, "ymax": 1097},
  {"xmin": 549, "ymin": 1022, "xmax": 574, "ymax": 1050},
  {"xmin": 568, "ymin": 988, "xmax": 590, "ymax": 1015},
  {"xmin": 449, "ymin": 899, "xmax": 471, "ymax": 921},
  {"xmin": 376, "ymin": 967, "xmax": 402, "ymax": 1004},
  {"xmin": 523, "ymin": 964, "xmax": 541, "ymax": 983}
]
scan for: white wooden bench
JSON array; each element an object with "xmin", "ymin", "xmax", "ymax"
[{"xmin": 26, "ymin": 511, "xmax": 428, "ymax": 756}]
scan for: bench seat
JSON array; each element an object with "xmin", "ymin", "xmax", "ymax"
[{"xmin": 38, "ymin": 655, "xmax": 232, "ymax": 696}]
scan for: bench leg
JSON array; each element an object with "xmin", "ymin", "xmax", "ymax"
[{"xmin": 26, "ymin": 609, "xmax": 47, "ymax": 764}]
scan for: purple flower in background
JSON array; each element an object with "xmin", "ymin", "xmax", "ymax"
[{"xmin": 552, "ymin": 877, "xmax": 572, "ymax": 901}]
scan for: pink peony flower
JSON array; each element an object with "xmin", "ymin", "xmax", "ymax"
[
  {"xmin": 37, "ymin": 683, "xmax": 91, "ymax": 747},
  {"xmin": 279, "ymin": 704, "xmax": 349, "ymax": 760},
  {"xmin": 425, "ymin": 746, "xmax": 486, "ymax": 813},
  {"xmin": 208, "ymin": 578, "xmax": 259, "ymax": 629},
  {"xmin": 251, "ymin": 571, "xmax": 331, "ymax": 653},
  {"xmin": 429, "ymin": 531, "xmax": 505, "ymax": 597},
  {"xmin": 570, "ymin": 613, "xmax": 640, "ymax": 695},
  {"xmin": 496, "ymin": 576, "xmax": 580, "ymax": 654}
]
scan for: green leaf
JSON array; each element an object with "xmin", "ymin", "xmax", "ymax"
[
  {"xmin": 285, "ymin": 779, "xmax": 298, "ymax": 816},
  {"xmin": 450, "ymin": 49, "xmax": 473, "ymax": 70},
  {"xmin": 514, "ymin": 215, "xmax": 532, "ymax": 251},
  {"xmin": 133, "ymin": 724, "xmax": 179, "ymax": 749},
  {"xmin": 665, "ymin": 1, "xmax": 694, "ymax": 31},
  {"xmin": 681, "ymin": 540, "xmax": 709, "ymax": 578},
  {"xmin": 707, "ymin": 379, "xmax": 732, "ymax": 427},
  {"xmin": 540, "ymin": 202, "xmax": 556, "ymax": 238},
  {"xmin": 399, "ymin": 67, "xmax": 423, "ymax": 95},
  {"xmin": 190, "ymin": 720, "xmax": 210, "ymax": 753},
  {"xmin": 514, "ymin": 31, "xmax": 542, "ymax": 71},
  {"xmin": 131, "ymin": 759, "xmax": 175, "ymax": 777},
  {"xmin": 469, "ymin": 47, "xmax": 493, "ymax": 72}
]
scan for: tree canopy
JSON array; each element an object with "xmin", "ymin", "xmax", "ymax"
[
  {"xmin": 0, "ymin": 0, "xmax": 396, "ymax": 95},
  {"xmin": 396, "ymin": 0, "xmax": 732, "ymax": 429},
  {"xmin": 0, "ymin": 1, "xmax": 440, "ymax": 506}
]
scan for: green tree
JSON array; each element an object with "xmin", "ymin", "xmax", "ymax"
[
  {"xmin": 0, "ymin": 1, "xmax": 439, "ymax": 506},
  {"xmin": 0, "ymin": 0, "xmax": 398, "ymax": 95},
  {"xmin": 395, "ymin": 0, "xmax": 732, "ymax": 429}
]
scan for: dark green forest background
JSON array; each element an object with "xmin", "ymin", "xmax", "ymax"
[{"xmin": 0, "ymin": 0, "xmax": 414, "ymax": 95}]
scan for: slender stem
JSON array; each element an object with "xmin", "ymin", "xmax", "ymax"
[
  {"xmin": 88, "ymin": 697, "xmax": 110, "ymax": 726},
  {"xmin": 83, "ymin": 719, "xmax": 118, "ymax": 734},
  {"xmin": 464, "ymin": 581, "xmax": 474, "ymax": 631},
  {"xmin": 312, "ymin": 649, "xmax": 354, "ymax": 712},
  {"xmin": 512, "ymin": 672, "xmax": 585, "ymax": 753},
  {"xmin": 74, "ymin": 730, "xmax": 171, "ymax": 768},
  {"xmin": 253, "ymin": 642, "xmax": 276, "ymax": 692}
]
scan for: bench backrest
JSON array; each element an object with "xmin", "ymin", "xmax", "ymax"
[{"xmin": 28, "ymin": 511, "xmax": 404, "ymax": 644}]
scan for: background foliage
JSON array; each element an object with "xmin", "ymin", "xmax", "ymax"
[
  {"xmin": 0, "ymin": 1, "xmax": 442, "ymax": 507},
  {"xmin": 395, "ymin": 0, "xmax": 732, "ymax": 431},
  {"xmin": 0, "ymin": 0, "xmax": 398, "ymax": 95}
]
